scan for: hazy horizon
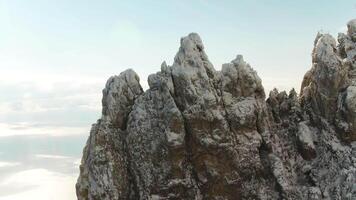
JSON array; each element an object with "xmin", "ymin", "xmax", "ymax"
[{"xmin": 0, "ymin": 1, "xmax": 355, "ymax": 199}]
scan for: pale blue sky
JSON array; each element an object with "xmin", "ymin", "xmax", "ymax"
[
  {"xmin": 1, "ymin": 0, "xmax": 355, "ymax": 131},
  {"xmin": 1, "ymin": 1, "xmax": 355, "ymax": 80},
  {"xmin": 0, "ymin": 1, "xmax": 355, "ymax": 199}
]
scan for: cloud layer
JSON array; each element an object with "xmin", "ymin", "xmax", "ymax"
[
  {"xmin": 0, "ymin": 135, "xmax": 85, "ymax": 200},
  {"xmin": 0, "ymin": 69, "xmax": 104, "ymax": 137}
]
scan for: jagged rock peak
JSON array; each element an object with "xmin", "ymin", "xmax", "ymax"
[
  {"xmin": 77, "ymin": 19, "xmax": 356, "ymax": 200},
  {"xmin": 221, "ymin": 54, "xmax": 265, "ymax": 99},
  {"xmin": 101, "ymin": 69, "xmax": 143, "ymax": 129},
  {"xmin": 174, "ymin": 33, "xmax": 205, "ymax": 66}
]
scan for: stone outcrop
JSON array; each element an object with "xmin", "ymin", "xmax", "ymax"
[{"xmin": 76, "ymin": 19, "xmax": 356, "ymax": 199}]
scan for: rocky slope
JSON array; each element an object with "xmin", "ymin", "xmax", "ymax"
[{"xmin": 76, "ymin": 19, "xmax": 356, "ymax": 200}]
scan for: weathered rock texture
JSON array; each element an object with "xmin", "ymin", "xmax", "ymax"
[{"xmin": 77, "ymin": 19, "xmax": 356, "ymax": 200}]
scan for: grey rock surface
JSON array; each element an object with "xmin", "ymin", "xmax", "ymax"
[{"xmin": 77, "ymin": 19, "xmax": 356, "ymax": 199}]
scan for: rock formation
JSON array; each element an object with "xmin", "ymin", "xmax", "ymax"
[{"xmin": 76, "ymin": 19, "xmax": 356, "ymax": 200}]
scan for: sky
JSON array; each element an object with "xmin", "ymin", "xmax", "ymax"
[{"xmin": 0, "ymin": 0, "xmax": 355, "ymax": 199}]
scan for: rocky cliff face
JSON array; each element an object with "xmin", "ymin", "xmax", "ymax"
[{"xmin": 76, "ymin": 19, "xmax": 356, "ymax": 200}]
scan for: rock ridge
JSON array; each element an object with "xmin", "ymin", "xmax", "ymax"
[{"xmin": 77, "ymin": 19, "xmax": 356, "ymax": 200}]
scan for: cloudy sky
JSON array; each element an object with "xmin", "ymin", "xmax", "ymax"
[{"xmin": 0, "ymin": 0, "xmax": 355, "ymax": 199}]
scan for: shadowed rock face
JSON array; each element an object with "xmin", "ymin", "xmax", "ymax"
[{"xmin": 76, "ymin": 19, "xmax": 356, "ymax": 200}]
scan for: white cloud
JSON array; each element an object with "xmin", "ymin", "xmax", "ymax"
[
  {"xmin": 0, "ymin": 123, "xmax": 89, "ymax": 137},
  {"xmin": 0, "ymin": 70, "xmax": 102, "ymax": 137},
  {"xmin": 0, "ymin": 168, "xmax": 77, "ymax": 200},
  {"xmin": 35, "ymin": 154, "xmax": 72, "ymax": 159},
  {"xmin": 0, "ymin": 161, "xmax": 20, "ymax": 168},
  {"xmin": 0, "ymin": 69, "xmax": 104, "ymax": 91}
]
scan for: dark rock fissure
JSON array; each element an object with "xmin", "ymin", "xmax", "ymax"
[{"xmin": 169, "ymin": 71, "xmax": 202, "ymax": 194}]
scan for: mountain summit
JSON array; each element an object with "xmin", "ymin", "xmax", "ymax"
[{"xmin": 76, "ymin": 19, "xmax": 356, "ymax": 200}]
